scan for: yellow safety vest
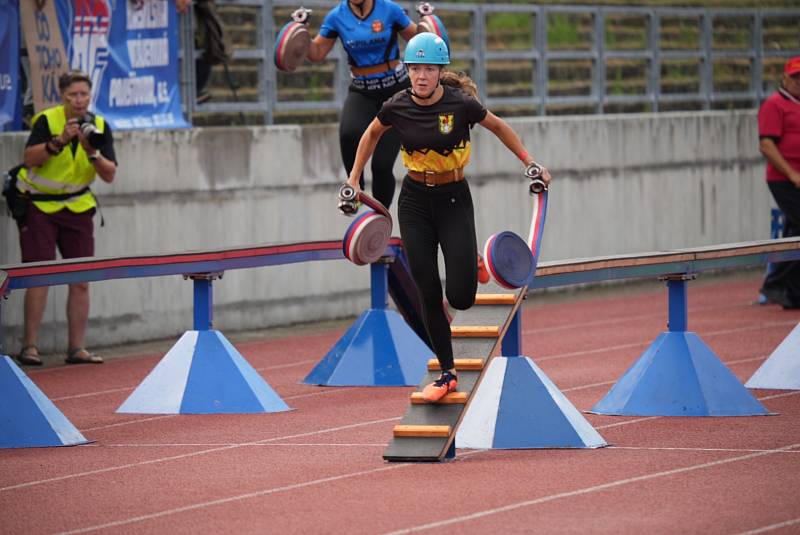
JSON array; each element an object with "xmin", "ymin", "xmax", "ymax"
[{"xmin": 17, "ymin": 105, "xmax": 104, "ymax": 214}]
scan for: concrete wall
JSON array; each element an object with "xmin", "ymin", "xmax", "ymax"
[{"xmin": 0, "ymin": 111, "xmax": 771, "ymax": 352}]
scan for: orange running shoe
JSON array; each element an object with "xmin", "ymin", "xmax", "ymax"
[
  {"xmin": 421, "ymin": 371, "xmax": 458, "ymax": 402},
  {"xmin": 477, "ymin": 254, "xmax": 490, "ymax": 284}
]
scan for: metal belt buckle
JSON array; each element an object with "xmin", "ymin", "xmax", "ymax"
[{"xmin": 423, "ymin": 170, "xmax": 436, "ymax": 187}]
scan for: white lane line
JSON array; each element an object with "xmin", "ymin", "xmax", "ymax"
[
  {"xmin": 537, "ymin": 341, "xmax": 649, "ymax": 362},
  {"xmin": 522, "ymin": 300, "xmax": 747, "ymax": 335},
  {"xmin": 0, "ymin": 417, "xmax": 401, "ymax": 493},
  {"xmin": 54, "ymin": 450, "xmax": 484, "ymax": 535},
  {"xmin": 560, "ymin": 355, "xmax": 766, "ymax": 394},
  {"xmin": 610, "ymin": 446, "xmax": 800, "ymax": 454},
  {"xmin": 736, "ymin": 517, "xmax": 800, "ymax": 534},
  {"xmin": 383, "ymin": 442, "xmax": 800, "ymax": 534},
  {"xmin": 77, "ymin": 388, "xmax": 359, "ymax": 433},
  {"xmin": 81, "ymin": 415, "xmax": 176, "ymax": 433},
  {"xmin": 562, "ymin": 380, "xmax": 616, "ymax": 392},
  {"xmin": 52, "ymin": 387, "xmax": 134, "ymax": 402},
  {"xmin": 587, "ymin": 391, "xmax": 799, "ymax": 431},
  {"xmin": 80, "ymin": 390, "xmax": 800, "ymax": 446},
  {"xmin": 100, "ymin": 442, "xmax": 387, "ymax": 448},
  {"xmin": 595, "ymin": 417, "xmax": 661, "ymax": 429},
  {"xmin": 758, "ymin": 391, "xmax": 800, "ymax": 401},
  {"xmin": 283, "ymin": 387, "xmax": 358, "ymax": 400},
  {"xmin": 5, "ymin": 386, "xmax": 798, "ymax": 530},
  {"xmin": 536, "ymin": 320, "xmax": 797, "ymax": 362},
  {"xmin": 50, "ymin": 359, "xmax": 318, "ymax": 402},
  {"xmin": 56, "ymin": 463, "xmax": 413, "ymax": 535}
]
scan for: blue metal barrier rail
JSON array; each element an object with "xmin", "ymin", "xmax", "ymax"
[
  {"xmin": 2, "ymin": 235, "xmax": 799, "ymax": 345},
  {"xmin": 0, "ymin": 238, "xmax": 404, "ymax": 357},
  {"xmin": 0, "ymin": 239, "xmax": 401, "ymax": 291},
  {"xmin": 2, "ymin": 235, "xmax": 799, "ymax": 348},
  {"xmin": 3, "ymin": 236, "xmax": 800, "ymax": 295},
  {"xmin": 531, "ymin": 237, "xmax": 800, "ymax": 289}
]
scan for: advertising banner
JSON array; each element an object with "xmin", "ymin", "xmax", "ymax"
[
  {"xmin": 21, "ymin": 0, "xmax": 68, "ymax": 114},
  {"xmin": 23, "ymin": 0, "xmax": 188, "ymax": 130},
  {"xmin": 0, "ymin": 0, "xmax": 21, "ymax": 131}
]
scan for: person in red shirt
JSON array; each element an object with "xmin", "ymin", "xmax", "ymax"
[{"xmin": 759, "ymin": 56, "xmax": 800, "ymax": 308}]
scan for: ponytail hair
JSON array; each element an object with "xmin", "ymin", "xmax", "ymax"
[{"xmin": 440, "ymin": 70, "xmax": 479, "ymax": 100}]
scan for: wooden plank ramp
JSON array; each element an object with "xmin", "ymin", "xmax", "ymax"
[{"xmin": 383, "ymin": 283, "xmax": 527, "ymax": 462}]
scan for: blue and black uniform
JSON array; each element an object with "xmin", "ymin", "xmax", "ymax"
[
  {"xmin": 377, "ymin": 85, "xmax": 488, "ymax": 370},
  {"xmin": 319, "ymin": 0, "xmax": 412, "ymax": 207}
]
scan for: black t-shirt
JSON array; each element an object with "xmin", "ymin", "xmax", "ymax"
[
  {"xmin": 26, "ymin": 114, "xmax": 117, "ymax": 163},
  {"xmin": 377, "ymin": 85, "xmax": 487, "ymax": 173}
]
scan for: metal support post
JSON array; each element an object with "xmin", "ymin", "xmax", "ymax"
[
  {"xmin": 185, "ymin": 272, "xmax": 223, "ymax": 331},
  {"xmin": 501, "ymin": 307, "xmax": 522, "ymax": 357},
  {"xmin": 0, "ymin": 294, "xmax": 5, "ymax": 356},
  {"xmin": 662, "ymin": 274, "xmax": 695, "ymax": 332},
  {"xmin": 0, "ymin": 272, "xmax": 7, "ymax": 356},
  {"xmin": 370, "ymin": 259, "xmax": 391, "ymax": 310}
]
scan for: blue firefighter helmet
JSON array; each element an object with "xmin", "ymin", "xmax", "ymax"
[{"xmin": 403, "ymin": 32, "xmax": 450, "ymax": 65}]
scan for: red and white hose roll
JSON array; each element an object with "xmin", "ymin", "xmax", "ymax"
[
  {"xmin": 483, "ymin": 165, "xmax": 549, "ymax": 289},
  {"xmin": 340, "ymin": 186, "xmax": 393, "ymax": 266}
]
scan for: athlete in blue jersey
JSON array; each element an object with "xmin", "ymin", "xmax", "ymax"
[{"xmin": 305, "ymin": 0, "xmax": 417, "ymax": 208}]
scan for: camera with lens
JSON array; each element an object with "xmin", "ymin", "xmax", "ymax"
[{"xmin": 78, "ymin": 113, "xmax": 105, "ymax": 150}]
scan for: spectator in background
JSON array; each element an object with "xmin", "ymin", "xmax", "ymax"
[
  {"xmin": 759, "ymin": 56, "xmax": 800, "ymax": 309},
  {"xmin": 305, "ymin": 0, "xmax": 418, "ymax": 209},
  {"xmin": 176, "ymin": 0, "xmax": 229, "ymax": 104},
  {"xmin": 13, "ymin": 70, "xmax": 116, "ymax": 366}
]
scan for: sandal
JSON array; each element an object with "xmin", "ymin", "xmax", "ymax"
[
  {"xmin": 17, "ymin": 346, "xmax": 43, "ymax": 366},
  {"xmin": 65, "ymin": 347, "xmax": 103, "ymax": 365}
]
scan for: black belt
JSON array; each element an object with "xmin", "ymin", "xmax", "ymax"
[{"xmin": 24, "ymin": 186, "xmax": 91, "ymax": 201}]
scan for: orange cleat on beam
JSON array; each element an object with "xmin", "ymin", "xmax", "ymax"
[
  {"xmin": 451, "ymin": 325, "xmax": 500, "ymax": 337},
  {"xmin": 427, "ymin": 358, "xmax": 484, "ymax": 371},
  {"xmin": 393, "ymin": 425, "xmax": 451, "ymax": 437},
  {"xmin": 474, "ymin": 293, "xmax": 517, "ymax": 305},
  {"xmin": 410, "ymin": 392, "xmax": 468, "ymax": 404}
]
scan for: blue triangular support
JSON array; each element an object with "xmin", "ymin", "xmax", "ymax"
[
  {"xmin": 0, "ymin": 356, "xmax": 89, "ymax": 448},
  {"xmin": 457, "ymin": 356, "xmax": 607, "ymax": 449},
  {"xmin": 117, "ymin": 330, "xmax": 291, "ymax": 414},
  {"xmin": 591, "ymin": 331, "xmax": 771, "ymax": 416},
  {"xmin": 302, "ymin": 308, "xmax": 433, "ymax": 386},
  {"xmin": 746, "ymin": 322, "xmax": 800, "ymax": 390}
]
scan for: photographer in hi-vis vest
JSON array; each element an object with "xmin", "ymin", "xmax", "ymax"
[{"xmin": 14, "ymin": 70, "xmax": 117, "ymax": 366}]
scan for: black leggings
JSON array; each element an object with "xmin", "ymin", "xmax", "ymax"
[
  {"xmin": 340, "ymin": 86, "xmax": 406, "ymax": 208},
  {"xmin": 398, "ymin": 177, "xmax": 478, "ymax": 371},
  {"xmin": 763, "ymin": 181, "xmax": 800, "ymax": 301}
]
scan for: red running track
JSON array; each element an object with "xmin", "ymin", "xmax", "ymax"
[{"xmin": 1, "ymin": 272, "xmax": 799, "ymax": 534}]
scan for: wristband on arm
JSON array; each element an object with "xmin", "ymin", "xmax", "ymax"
[{"xmin": 45, "ymin": 137, "xmax": 64, "ymax": 155}]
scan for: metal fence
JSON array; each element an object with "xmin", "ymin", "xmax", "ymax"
[{"xmin": 180, "ymin": 1, "xmax": 800, "ymax": 124}]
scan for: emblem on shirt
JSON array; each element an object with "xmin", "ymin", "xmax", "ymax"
[
  {"xmin": 438, "ymin": 113, "xmax": 454, "ymax": 134},
  {"xmin": 372, "ymin": 20, "xmax": 383, "ymax": 33}
]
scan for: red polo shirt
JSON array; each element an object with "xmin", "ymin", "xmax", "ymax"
[{"xmin": 759, "ymin": 90, "xmax": 800, "ymax": 182}]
